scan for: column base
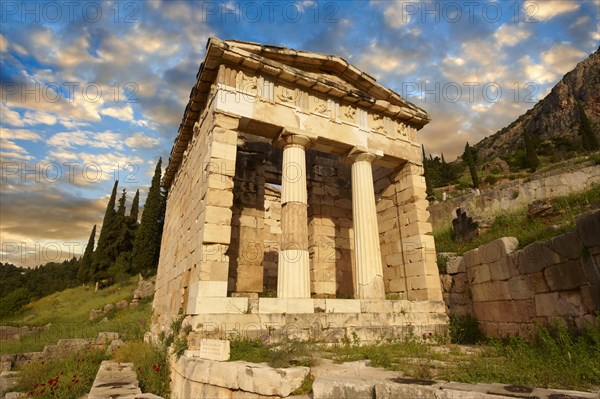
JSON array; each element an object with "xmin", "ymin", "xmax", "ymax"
[{"xmin": 357, "ymin": 275, "xmax": 386, "ymax": 300}]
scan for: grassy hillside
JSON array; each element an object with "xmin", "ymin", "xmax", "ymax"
[
  {"xmin": 0, "ymin": 277, "xmax": 152, "ymax": 354},
  {"xmin": 434, "ymin": 183, "xmax": 600, "ymax": 255}
]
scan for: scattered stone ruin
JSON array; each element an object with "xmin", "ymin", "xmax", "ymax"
[{"xmin": 151, "ymin": 38, "xmax": 446, "ymax": 352}]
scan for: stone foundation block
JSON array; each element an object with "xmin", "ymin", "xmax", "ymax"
[
  {"xmin": 478, "ymin": 237, "xmax": 519, "ymax": 264},
  {"xmin": 544, "ymin": 260, "xmax": 587, "ymax": 291}
]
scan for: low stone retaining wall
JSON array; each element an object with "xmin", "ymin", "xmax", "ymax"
[
  {"xmin": 0, "ymin": 332, "xmax": 123, "ymax": 372},
  {"xmin": 170, "ymin": 353, "xmax": 309, "ymax": 398},
  {"xmin": 0, "ymin": 325, "xmax": 52, "ymax": 342},
  {"xmin": 429, "ymin": 162, "xmax": 600, "ymax": 228},
  {"xmin": 441, "ymin": 210, "xmax": 600, "ymax": 337}
]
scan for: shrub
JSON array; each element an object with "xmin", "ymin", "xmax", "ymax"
[
  {"xmin": 0, "ymin": 288, "xmax": 33, "ymax": 319},
  {"xmin": 484, "ymin": 175, "xmax": 498, "ymax": 186},
  {"xmin": 449, "ymin": 314, "xmax": 484, "ymax": 344}
]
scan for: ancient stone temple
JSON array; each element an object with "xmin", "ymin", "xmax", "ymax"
[{"xmin": 152, "ymin": 38, "xmax": 447, "ymax": 345}]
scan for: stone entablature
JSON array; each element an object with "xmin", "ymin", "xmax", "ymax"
[{"xmin": 164, "ymin": 38, "xmax": 428, "ymax": 187}]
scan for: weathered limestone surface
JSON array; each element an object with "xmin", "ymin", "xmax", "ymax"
[
  {"xmin": 440, "ymin": 210, "xmax": 600, "ymax": 337},
  {"xmin": 349, "ymin": 149, "xmax": 386, "ymax": 300},
  {"xmin": 430, "ymin": 162, "xmax": 600, "ymax": 228},
  {"xmin": 310, "ymin": 360, "xmax": 599, "ymax": 399},
  {"xmin": 278, "ymin": 133, "xmax": 311, "ymax": 299},
  {"xmin": 170, "ymin": 354, "xmax": 309, "ymax": 398},
  {"xmin": 153, "ymin": 37, "xmax": 443, "ymax": 333}
]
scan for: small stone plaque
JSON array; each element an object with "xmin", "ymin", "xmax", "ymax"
[{"xmin": 195, "ymin": 338, "xmax": 230, "ymax": 361}]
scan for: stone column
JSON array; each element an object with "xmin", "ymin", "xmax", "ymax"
[
  {"xmin": 277, "ymin": 133, "xmax": 312, "ymax": 298},
  {"xmin": 348, "ymin": 149, "xmax": 386, "ymax": 299}
]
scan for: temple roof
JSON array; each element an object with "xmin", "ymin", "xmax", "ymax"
[{"xmin": 164, "ymin": 37, "xmax": 430, "ymax": 187}]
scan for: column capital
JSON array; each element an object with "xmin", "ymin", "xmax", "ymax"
[
  {"xmin": 345, "ymin": 147, "xmax": 383, "ymax": 164},
  {"xmin": 274, "ymin": 128, "xmax": 316, "ymax": 149}
]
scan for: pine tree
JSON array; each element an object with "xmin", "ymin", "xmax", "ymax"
[
  {"xmin": 422, "ymin": 145, "xmax": 435, "ymax": 199},
  {"xmin": 578, "ymin": 103, "xmax": 599, "ymax": 151},
  {"xmin": 77, "ymin": 225, "xmax": 96, "ymax": 283},
  {"xmin": 131, "ymin": 158, "xmax": 166, "ymax": 276},
  {"xmin": 524, "ymin": 133, "xmax": 540, "ymax": 171},
  {"xmin": 464, "ymin": 142, "xmax": 479, "ymax": 189},
  {"xmin": 92, "ymin": 180, "xmax": 119, "ymax": 280}
]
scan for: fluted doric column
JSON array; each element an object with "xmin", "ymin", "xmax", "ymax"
[
  {"xmin": 277, "ymin": 133, "xmax": 312, "ymax": 298},
  {"xmin": 348, "ymin": 149, "xmax": 385, "ymax": 299}
]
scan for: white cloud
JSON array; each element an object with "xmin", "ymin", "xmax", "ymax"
[
  {"xmin": 0, "ymin": 34, "xmax": 7, "ymax": 52},
  {"xmin": 541, "ymin": 43, "xmax": 587, "ymax": 75},
  {"xmin": 521, "ymin": 55, "xmax": 556, "ymax": 84},
  {"xmin": 570, "ymin": 15, "xmax": 591, "ymax": 28},
  {"xmin": 23, "ymin": 110, "xmax": 58, "ymax": 125},
  {"xmin": 48, "ymin": 130, "xmax": 123, "ymax": 150},
  {"xmin": 1, "ymin": 104, "xmax": 24, "ymax": 127},
  {"xmin": 100, "ymin": 105, "xmax": 134, "ymax": 122},
  {"xmin": 523, "ymin": 1, "xmax": 580, "ymax": 21},
  {"xmin": 494, "ymin": 23, "xmax": 532, "ymax": 47},
  {"xmin": 0, "ymin": 139, "xmax": 33, "ymax": 161},
  {"xmin": 125, "ymin": 132, "xmax": 160, "ymax": 148},
  {"xmin": 0, "ymin": 127, "xmax": 43, "ymax": 141},
  {"xmin": 357, "ymin": 42, "xmax": 416, "ymax": 80},
  {"xmin": 381, "ymin": 2, "xmax": 413, "ymax": 29}
]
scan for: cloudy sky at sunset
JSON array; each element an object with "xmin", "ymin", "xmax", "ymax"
[{"xmin": 1, "ymin": 0, "xmax": 598, "ymax": 266}]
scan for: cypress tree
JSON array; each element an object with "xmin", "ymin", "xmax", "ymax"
[
  {"xmin": 92, "ymin": 180, "xmax": 119, "ymax": 280},
  {"xmin": 524, "ymin": 133, "xmax": 540, "ymax": 171},
  {"xmin": 77, "ymin": 225, "xmax": 96, "ymax": 283},
  {"xmin": 464, "ymin": 142, "xmax": 479, "ymax": 189},
  {"xmin": 131, "ymin": 158, "xmax": 166, "ymax": 276},
  {"xmin": 130, "ymin": 189, "xmax": 140, "ymax": 223},
  {"xmin": 422, "ymin": 145, "xmax": 435, "ymax": 199},
  {"xmin": 578, "ymin": 103, "xmax": 599, "ymax": 151}
]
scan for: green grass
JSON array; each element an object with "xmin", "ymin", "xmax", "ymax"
[
  {"xmin": 10, "ymin": 348, "xmax": 108, "ymax": 399},
  {"xmin": 228, "ymin": 318, "xmax": 600, "ymax": 391},
  {"xmin": 113, "ymin": 341, "xmax": 170, "ymax": 398},
  {"xmin": 230, "ymin": 338, "xmax": 317, "ymax": 368},
  {"xmin": 1, "ymin": 278, "xmax": 138, "ymax": 326},
  {"xmin": 446, "ymin": 320, "xmax": 600, "ymax": 390},
  {"xmin": 0, "ymin": 277, "xmax": 152, "ymax": 355},
  {"xmin": 434, "ymin": 183, "xmax": 600, "ymax": 254}
]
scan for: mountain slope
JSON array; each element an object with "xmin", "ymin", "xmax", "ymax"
[{"xmin": 474, "ymin": 47, "xmax": 600, "ymax": 161}]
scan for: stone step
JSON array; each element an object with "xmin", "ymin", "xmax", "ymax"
[{"xmin": 87, "ymin": 360, "xmax": 165, "ymax": 399}]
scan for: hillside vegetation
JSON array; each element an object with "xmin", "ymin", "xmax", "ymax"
[
  {"xmin": 434, "ymin": 183, "xmax": 600, "ymax": 255},
  {"xmin": 0, "ymin": 277, "xmax": 152, "ymax": 355}
]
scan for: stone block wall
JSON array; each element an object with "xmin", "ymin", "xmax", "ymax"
[
  {"xmin": 440, "ymin": 210, "xmax": 600, "ymax": 337},
  {"xmin": 306, "ymin": 151, "xmax": 355, "ymax": 298},
  {"xmin": 375, "ymin": 162, "xmax": 442, "ymax": 301}
]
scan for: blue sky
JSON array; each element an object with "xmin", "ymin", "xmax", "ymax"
[{"xmin": 1, "ymin": 0, "xmax": 598, "ymax": 266}]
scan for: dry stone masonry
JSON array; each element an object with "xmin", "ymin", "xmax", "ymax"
[
  {"xmin": 151, "ymin": 38, "xmax": 447, "ymax": 392},
  {"xmin": 441, "ymin": 210, "xmax": 600, "ymax": 337}
]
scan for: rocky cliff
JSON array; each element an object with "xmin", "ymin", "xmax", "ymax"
[{"xmin": 475, "ymin": 47, "xmax": 600, "ymax": 161}]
